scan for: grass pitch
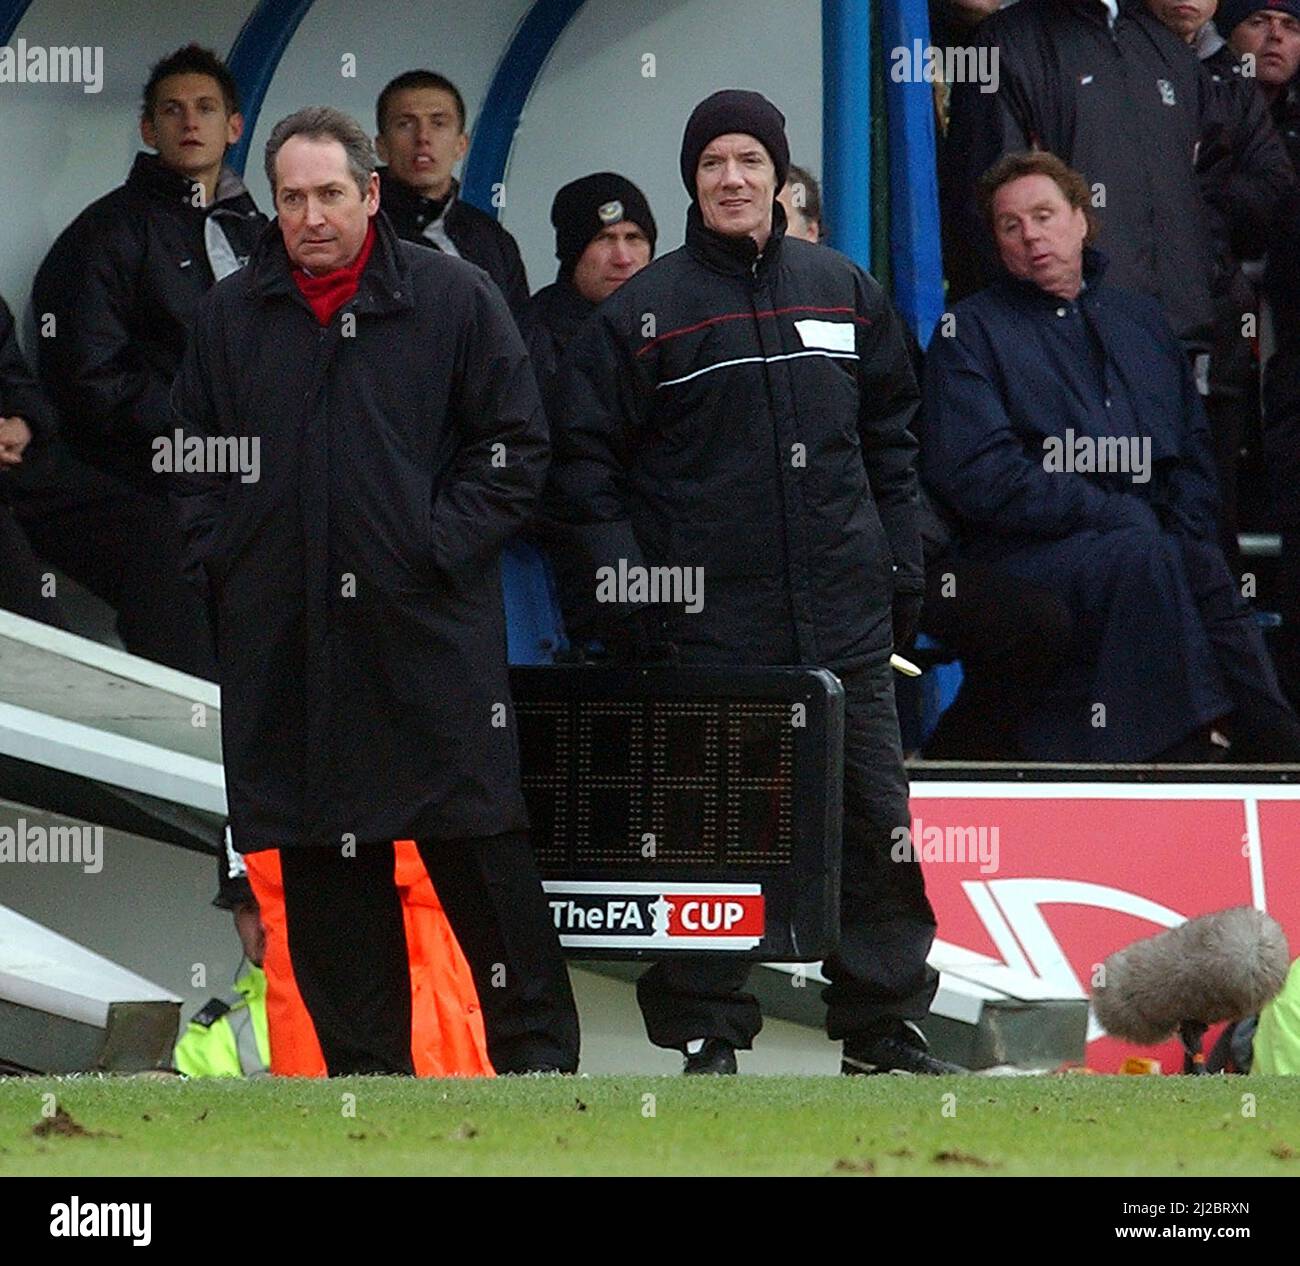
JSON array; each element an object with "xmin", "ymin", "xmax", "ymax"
[{"xmin": 2, "ymin": 1074, "xmax": 1298, "ymax": 1177}]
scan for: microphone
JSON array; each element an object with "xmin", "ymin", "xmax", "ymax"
[{"xmin": 1091, "ymin": 907, "xmax": 1291, "ymax": 1072}]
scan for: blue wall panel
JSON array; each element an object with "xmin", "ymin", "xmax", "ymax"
[{"xmin": 225, "ymin": 0, "xmax": 316, "ymax": 175}]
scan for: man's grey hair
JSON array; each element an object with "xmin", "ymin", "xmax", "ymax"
[{"xmin": 264, "ymin": 105, "xmax": 377, "ymax": 195}]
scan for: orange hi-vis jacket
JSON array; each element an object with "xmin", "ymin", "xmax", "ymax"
[{"xmin": 244, "ymin": 841, "xmax": 493, "ymax": 1077}]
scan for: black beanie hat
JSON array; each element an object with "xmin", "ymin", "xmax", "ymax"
[
  {"xmin": 1216, "ymin": 0, "xmax": 1300, "ymax": 35},
  {"xmin": 679, "ymin": 89, "xmax": 790, "ymax": 198},
  {"xmin": 551, "ymin": 172, "xmax": 657, "ymax": 276}
]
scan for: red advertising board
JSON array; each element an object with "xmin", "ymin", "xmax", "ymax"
[{"xmin": 909, "ymin": 780, "xmax": 1300, "ymax": 1072}]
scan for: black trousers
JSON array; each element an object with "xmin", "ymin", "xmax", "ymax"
[
  {"xmin": 1207, "ymin": 275, "xmax": 1257, "ymax": 580},
  {"xmin": 1177, "ymin": 536, "xmax": 1300, "ymax": 762},
  {"xmin": 0, "ymin": 503, "xmax": 68, "ymax": 628},
  {"xmin": 1272, "ymin": 532, "xmax": 1300, "ymax": 713},
  {"xmin": 636, "ymin": 659, "xmax": 940, "ymax": 1049},
  {"xmin": 278, "ymin": 832, "xmax": 579, "ymax": 1076},
  {"xmin": 918, "ymin": 557, "xmax": 1075, "ymax": 759},
  {"xmin": 9, "ymin": 445, "xmax": 215, "ymax": 677},
  {"xmin": 1205, "ymin": 388, "xmax": 1248, "ymax": 580}
]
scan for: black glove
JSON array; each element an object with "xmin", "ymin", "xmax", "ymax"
[
  {"xmin": 891, "ymin": 590, "xmax": 924, "ymax": 652},
  {"xmin": 212, "ymin": 824, "xmax": 253, "ymax": 911},
  {"xmin": 598, "ymin": 606, "xmax": 657, "ymax": 663},
  {"xmin": 597, "ymin": 605, "xmax": 685, "ymax": 665}
]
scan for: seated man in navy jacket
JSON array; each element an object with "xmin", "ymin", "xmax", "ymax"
[{"xmin": 923, "ymin": 150, "xmax": 1300, "ymax": 762}]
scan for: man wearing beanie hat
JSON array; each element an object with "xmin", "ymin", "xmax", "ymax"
[
  {"xmin": 547, "ymin": 90, "xmax": 957, "ymax": 1077},
  {"xmin": 1219, "ymin": 0, "xmax": 1300, "ymax": 102},
  {"xmin": 521, "ymin": 172, "xmax": 656, "ymax": 421}
]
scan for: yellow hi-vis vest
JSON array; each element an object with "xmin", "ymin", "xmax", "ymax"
[
  {"xmin": 1253, "ymin": 958, "xmax": 1300, "ymax": 1076},
  {"xmin": 174, "ymin": 964, "xmax": 271, "ymax": 1077}
]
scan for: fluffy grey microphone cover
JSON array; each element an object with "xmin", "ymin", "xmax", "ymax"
[{"xmin": 1091, "ymin": 906, "xmax": 1291, "ymax": 1045}]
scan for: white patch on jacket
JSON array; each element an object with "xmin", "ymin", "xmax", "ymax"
[{"xmin": 793, "ymin": 319, "xmax": 855, "ymax": 352}]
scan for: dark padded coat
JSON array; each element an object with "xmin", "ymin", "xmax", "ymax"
[
  {"xmin": 1262, "ymin": 85, "xmax": 1300, "ymax": 529},
  {"xmin": 32, "ymin": 153, "xmax": 266, "ymax": 488},
  {"xmin": 546, "ymin": 202, "xmax": 922, "ymax": 670},
  {"xmin": 170, "ymin": 213, "xmax": 548, "ymax": 850},
  {"xmin": 520, "ymin": 278, "xmax": 595, "ymax": 425},
  {"xmin": 1197, "ymin": 40, "xmax": 1294, "ymax": 271}
]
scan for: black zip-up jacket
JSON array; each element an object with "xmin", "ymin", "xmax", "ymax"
[
  {"xmin": 1261, "ymin": 86, "xmax": 1300, "ymax": 528},
  {"xmin": 1, "ymin": 296, "xmax": 58, "ymax": 507},
  {"xmin": 1197, "ymin": 38, "xmax": 1294, "ymax": 270},
  {"xmin": 1271, "ymin": 81, "xmax": 1300, "ymax": 170},
  {"xmin": 520, "ymin": 278, "xmax": 595, "ymax": 423},
  {"xmin": 943, "ymin": 0, "xmax": 1217, "ymax": 351},
  {"xmin": 1194, "ymin": 34, "xmax": 1294, "ymax": 400},
  {"xmin": 1266, "ymin": 83, "xmax": 1300, "ymax": 341},
  {"xmin": 378, "ymin": 170, "xmax": 529, "ymax": 319},
  {"xmin": 547, "ymin": 201, "xmax": 922, "ymax": 670},
  {"xmin": 31, "ymin": 152, "xmax": 266, "ymax": 488}
]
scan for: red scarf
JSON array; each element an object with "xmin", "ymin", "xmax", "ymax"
[{"xmin": 292, "ymin": 219, "xmax": 377, "ymax": 325}]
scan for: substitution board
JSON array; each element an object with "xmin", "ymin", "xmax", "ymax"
[{"xmin": 509, "ymin": 665, "xmax": 844, "ymax": 961}]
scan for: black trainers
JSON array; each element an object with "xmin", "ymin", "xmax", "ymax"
[
  {"xmin": 842, "ymin": 1023, "xmax": 967, "ymax": 1076},
  {"xmin": 682, "ymin": 1038, "xmax": 738, "ymax": 1075}
]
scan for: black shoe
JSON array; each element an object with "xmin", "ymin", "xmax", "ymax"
[
  {"xmin": 682, "ymin": 1038, "xmax": 737, "ymax": 1075},
  {"xmin": 841, "ymin": 1023, "xmax": 967, "ymax": 1076}
]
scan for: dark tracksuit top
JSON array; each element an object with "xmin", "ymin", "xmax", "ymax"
[{"xmin": 378, "ymin": 169, "xmax": 530, "ymax": 320}]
